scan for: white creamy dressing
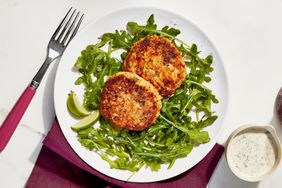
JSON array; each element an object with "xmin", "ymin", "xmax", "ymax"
[{"xmin": 228, "ymin": 130, "xmax": 276, "ymax": 178}]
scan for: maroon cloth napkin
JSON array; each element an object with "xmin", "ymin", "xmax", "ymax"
[{"xmin": 26, "ymin": 119, "xmax": 224, "ymax": 188}]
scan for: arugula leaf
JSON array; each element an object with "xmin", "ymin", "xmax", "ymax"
[
  {"xmin": 187, "ymin": 129, "xmax": 210, "ymax": 144},
  {"xmin": 99, "ymin": 30, "xmax": 133, "ymax": 51},
  {"xmin": 161, "ymin": 26, "xmax": 181, "ymax": 37}
]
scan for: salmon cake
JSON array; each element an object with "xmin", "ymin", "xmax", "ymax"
[
  {"xmin": 100, "ymin": 72, "xmax": 162, "ymax": 131},
  {"xmin": 123, "ymin": 34, "xmax": 186, "ymax": 98}
]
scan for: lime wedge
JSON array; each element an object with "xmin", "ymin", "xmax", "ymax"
[
  {"xmin": 67, "ymin": 91, "xmax": 90, "ymax": 118},
  {"xmin": 71, "ymin": 110, "xmax": 100, "ymax": 131}
]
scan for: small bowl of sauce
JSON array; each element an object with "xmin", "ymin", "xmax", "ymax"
[{"xmin": 225, "ymin": 124, "xmax": 281, "ymax": 182}]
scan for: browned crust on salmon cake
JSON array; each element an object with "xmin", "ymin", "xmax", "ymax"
[
  {"xmin": 100, "ymin": 72, "xmax": 162, "ymax": 131},
  {"xmin": 123, "ymin": 35, "xmax": 186, "ymax": 98}
]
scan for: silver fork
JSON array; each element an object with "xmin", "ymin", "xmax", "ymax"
[{"xmin": 0, "ymin": 8, "xmax": 84, "ymax": 152}]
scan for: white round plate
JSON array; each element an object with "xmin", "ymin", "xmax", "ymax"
[{"xmin": 54, "ymin": 7, "xmax": 228, "ymax": 182}]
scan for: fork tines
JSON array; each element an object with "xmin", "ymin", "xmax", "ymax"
[{"xmin": 53, "ymin": 7, "xmax": 84, "ymax": 46}]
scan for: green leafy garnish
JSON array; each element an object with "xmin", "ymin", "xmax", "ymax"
[
  {"xmin": 70, "ymin": 14, "xmax": 218, "ymax": 172},
  {"xmin": 74, "ymin": 45, "xmax": 122, "ymax": 110}
]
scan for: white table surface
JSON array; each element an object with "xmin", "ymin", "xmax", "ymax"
[{"xmin": 1, "ymin": 0, "xmax": 282, "ymax": 187}]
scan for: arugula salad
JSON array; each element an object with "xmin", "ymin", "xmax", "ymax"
[{"xmin": 67, "ymin": 15, "xmax": 218, "ymax": 172}]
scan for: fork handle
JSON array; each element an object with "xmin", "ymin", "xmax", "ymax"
[{"xmin": 0, "ymin": 86, "xmax": 36, "ymax": 151}]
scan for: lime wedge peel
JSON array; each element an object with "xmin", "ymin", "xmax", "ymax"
[
  {"xmin": 71, "ymin": 110, "xmax": 100, "ymax": 131},
  {"xmin": 67, "ymin": 91, "xmax": 90, "ymax": 118}
]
